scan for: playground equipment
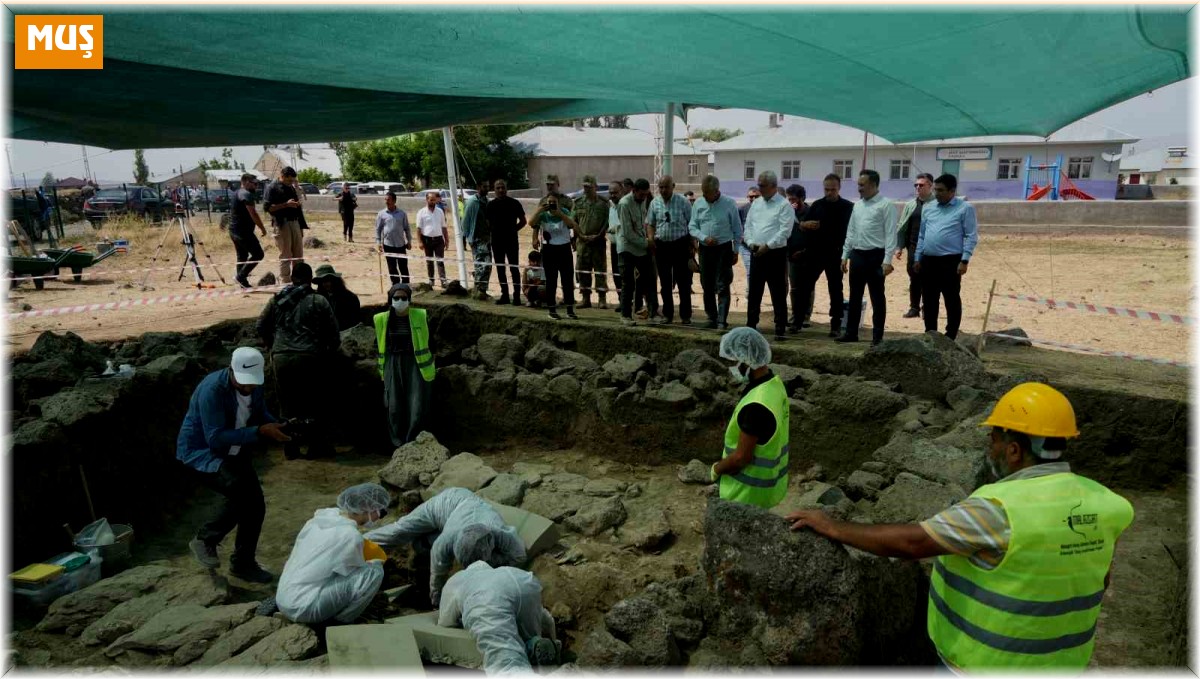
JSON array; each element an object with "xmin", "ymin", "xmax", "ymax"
[{"xmin": 1024, "ymin": 154, "xmax": 1096, "ymax": 201}]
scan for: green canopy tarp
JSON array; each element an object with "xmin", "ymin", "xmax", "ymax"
[{"xmin": 6, "ymin": 6, "xmax": 1192, "ymax": 149}]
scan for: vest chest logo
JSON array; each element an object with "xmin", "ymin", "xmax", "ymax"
[{"xmin": 1059, "ymin": 499, "xmax": 1104, "ymax": 556}]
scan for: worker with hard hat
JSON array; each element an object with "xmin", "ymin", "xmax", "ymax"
[
  {"xmin": 785, "ymin": 382, "xmax": 1134, "ymax": 671},
  {"xmin": 711, "ymin": 327, "xmax": 790, "ymax": 509}
]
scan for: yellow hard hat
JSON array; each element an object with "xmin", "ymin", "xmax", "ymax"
[{"xmin": 980, "ymin": 382, "xmax": 1080, "ymax": 438}]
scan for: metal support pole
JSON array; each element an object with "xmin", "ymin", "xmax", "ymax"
[
  {"xmin": 662, "ymin": 103, "xmax": 675, "ymax": 179},
  {"xmin": 51, "ymin": 186, "xmax": 64, "ymax": 239},
  {"xmin": 976, "ymin": 279, "xmax": 998, "ymax": 356},
  {"xmin": 442, "ymin": 126, "xmax": 468, "ymax": 287}
]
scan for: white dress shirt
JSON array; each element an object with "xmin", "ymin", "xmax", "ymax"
[
  {"xmin": 742, "ymin": 192, "xmax": 792, "ymax": 250},
  {"xmin": 416, "ymin": 206, "xmax": 446, "ymax": 238},
  {"xmin": 842, "ymin": 193, "xmax": 899, "ymax": 262}
]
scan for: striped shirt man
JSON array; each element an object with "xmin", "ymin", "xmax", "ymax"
[{"xmin": 646, "ymin": 192, "xmax": 692, "ymax": 242}]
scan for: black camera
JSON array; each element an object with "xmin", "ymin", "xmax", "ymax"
[{"xmin": 282, "ymin": 418, "xmax": 318, "ymax": 439}]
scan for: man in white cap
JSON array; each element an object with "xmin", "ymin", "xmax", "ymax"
[{"xmin": 176, "ymin": 347, "xmax": 292, "ymax": 583}]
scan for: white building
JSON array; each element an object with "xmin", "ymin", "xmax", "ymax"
[
  {"xmin": 508, "ymin": 126, "xmax": 709, "ymax": 190},
  {"xmin": 710, "ymin": 116, "xmax": 1136, "ymax": 200},
  {"xmin": 1119, "ymin": 146, "xmax": 1195, "ymax": 186}
]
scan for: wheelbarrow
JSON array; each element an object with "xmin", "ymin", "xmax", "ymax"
[
  {"xmin": 7, "ymin": 249, "xmax": 74, "ymax": 290},
  {"xmin": 41, "ymin": 247, "xmax": 121, "ymax": 283}
]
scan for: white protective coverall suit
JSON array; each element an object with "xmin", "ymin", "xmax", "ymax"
[
  {"xmin": 437, "ymin": 561, "xmax": 557, "ymax": 675},
  {"xmin": 363, "ymin": 487, "xmax": 526, "ymax": 605},
  {"xmin": 276, "ymin": 508, "xmax": 385, "ymax": 623}
]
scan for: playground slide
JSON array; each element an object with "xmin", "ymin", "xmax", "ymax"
[
  {"xmin": 1026, "ymin": 185, "xmax": 1051, "ymax": 201},
  {"xmin": 1060, "ymin": 187, "xmax": 1095, "ymax": 200}
]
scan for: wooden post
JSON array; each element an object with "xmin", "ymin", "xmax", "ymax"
[
  {"xmin": 977, "ymin": 279, "xmax": 997, "ymax": 356},
  {"xmin": 378, "ymin": 250, "xmax": 385, "ymax": 294}
]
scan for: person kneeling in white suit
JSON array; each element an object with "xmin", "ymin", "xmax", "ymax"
[
  {"xmin": 438, "ymin": 561, "xmax": 560, "ymax": 675},
  {"xmin": 275, "ymin": 483, "xmax": 392, "ymax": 624},
  {"xmin": 364, "ymin": 487, "xmax": 527, "ymax": 606}
]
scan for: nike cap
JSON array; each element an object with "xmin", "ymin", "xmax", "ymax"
[{"xmin": 231, "ymin": 347, "xmax": 266, "ymax": 386}]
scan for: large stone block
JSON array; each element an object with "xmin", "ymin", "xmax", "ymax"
[
  {"xmin": 377, "ymin": 431, "xmax": 451, "ymax": 490},
  {"xmin": 422, "ymin": 453, "xmax": 499, "ymax": 499},
  {"xmin": 856, "ymin": 332, "xmax": 993, "ymax": 400}
]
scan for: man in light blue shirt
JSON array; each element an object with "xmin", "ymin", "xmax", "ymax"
[
  {"xmin": 460, "ymin": 179, "xmax": 491, "ymax": 295},
  {"xmin": 689, "ymin": 175, "xmax": 743, "ymax": 329},
  {"xmin": 646, "ymin": 175, "xmax": 694, "ymax": 325},
  {"xmin": 915, "ymin": 173, "xmax": 979, "ymax": 340},
  {"xmin": 743, "ymin": 171, "xmax": 794, "ymax": 341},
  {"xmin": 838, "ymin": 169, "xmax": 898, "ymax": 346}
]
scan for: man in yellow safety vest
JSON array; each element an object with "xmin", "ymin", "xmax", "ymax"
[
  {"xmin": 785, "ymin": 382, "xmax": 1134, "ymax": 671},
  {"xmin": 711, "ymin": 327, "xmax": 789, "ymax": 509},
  {"xmin": 373, "ymin": 282, "xmax": 436, "ymax": 447}
]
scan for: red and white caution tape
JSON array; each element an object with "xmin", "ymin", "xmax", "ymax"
[
  {"xmin": 1002, "ymin": 294, "xmax": 1192, "ymax": 326},
  {"xmin": 9, "ymin": 283, "xmax": 286, "ymax": 320},
  {"xmin": 986, "ymin": 332, "xmax": 1189, "ymax": 368}
]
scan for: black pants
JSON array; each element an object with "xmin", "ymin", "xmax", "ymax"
[
  {"xmin": 232, "ymin": 234, "xmax": 264, "ymax": 282},
  {"xmin": 541, "ymin": 243, "xmax": 575, "ymax": 310},
  {"xmin": 787, "ymin": 259, "xmax": 815, "ymax": 327},
  {"xmin": 906, "ymin": 243, "xmax": 922, "ymax": 311},
  {"xmin": 846, "ymin": 248, "xmax": 887, "ymax": 342},
  {"xmin": 273, "ymin": 351, "xmax": 333, "ymax": 455},
  {"xmin": 654, "ymin": 238, "xmax": 693, "ymax": 322},
  {"xmin": 342, "ymin": 213, "xmax": 355, "ymax": 240},
  {"xmin": 610, "ymin": 242, "xmax": 622, "ymax": 291},
  {"xmin": 698, "ymin": 242, "xmax": 734, "ymax": 325},
  {"xmin": 195, "ymin": 454, "xmax": 265, "ymax": 568},
  {"xmin": 920, "ymin": 254, "xmax": 964, "ymax": 339},
  {"xmin": 793, "ymin": 251, "xmax": 845, "ymax": 333},
  {"xmin": 383, "ymin": 245, "xmax": 410, "ymax": 286},
  {"xmin": 493, "ymin": 234, "xmax": 521, "ymax": 298},
  {"xmin": 746, "ymin": 247, "xmax": 788, "ymax": 337},
  {"xmin": 620, "ymin": 252, "xmax": 658, "ymax": 319},
  {"xmin": 422, "ymin": 236, "xmax": 447, "ymax": 285}
]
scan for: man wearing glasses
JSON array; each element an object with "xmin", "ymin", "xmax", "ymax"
[
  {"xmin": 742, "ymin": 171, "xmax": 794, "ymax": 341},
  {"xmin": 914, "ymin": 174, "xmax": 979, "ymax": 340},
  {"xmin": 895, "ymin": 173, "xmax": 937, "ymax": 319}
]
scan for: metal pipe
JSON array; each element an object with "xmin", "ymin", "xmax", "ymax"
[
  {"xmin": 663, "ymin": 103, "xmax": 675, "ymax": 179},
  {"xmin": 442, "ymin": 126, "xmax": 468, "ymax": 287}
]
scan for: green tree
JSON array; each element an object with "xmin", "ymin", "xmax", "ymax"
[
  {"xmin": 197, "ymin": 147, "xmax": 237, "ymax": 172},
  {"xmin": 40, "ymin": 172, "xmax": 56, "ymax": 188},
  {"xmin": 297, "ymin": 167, "xmax": 332, "ymax": 186},
  {"xmin": 603, "ymin": 115, "xmax": 629, "ymax": 129},
  {"xmin": 133, "ymin": 149, "xmax": 149, "ymax": 184},
  {"xmin": 341, "ymin": 125, "xmax": 534, "ymax": 189},
  {"xmin": 691, "ymin": 127, "xmax": 742, "ymax": 143}
]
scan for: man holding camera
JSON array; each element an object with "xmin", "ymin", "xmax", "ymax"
[
  {"xmin": 177, "ymin": 347, "xmax": 292, "ymax": 583},
  {"xmin": 529, "ymin": 191, "xmax": 579, "ymax": 320},
  {"xmin": 256, "ymin": 262, "xmax": 341, "ymax": 460}
]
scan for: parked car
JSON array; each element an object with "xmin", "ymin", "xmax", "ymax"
[
  {"xmin": 359, "ymin": 181, "xmax": 408, "ymax": 195},
  {"xmin": 323, "ymin": 181, "xmax": 359, "ymax": 195},
  {"xmin": 297, "ymin": 182, "xmax": 320, "ymax": 195},
  {"xmin": 83, "ymin": 186, "xmax": 174, "ymax": 226}
]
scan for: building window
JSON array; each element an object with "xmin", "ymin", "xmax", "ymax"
[
  {"xmin": 1168, "ymin": 147, "xmax": 1187, "ymax": 158},
  {"xmin": 1067, "ymin": 156, "xmax": 1093, "ymax": 179},
  {"xmin": 781, "ymin": 160, "xmax": 801, "ymax": 180},
  {"xmin": 997, "ymin": 158, "xmax": 1021, "ymax": 180},
  {"xmin": 687, "ymin": 159, "xmax": 699, "ymax": 177},
  {"xmin": 744, "ymin": 160, "xmax": 756, "ymax": 181},
  {"xmin": 833, "ymin": 160, "xmax": 854, "ymax": 180},
  {"xmin": 889, "ymin": 160, "xmax": 911, "ymax": 181}
]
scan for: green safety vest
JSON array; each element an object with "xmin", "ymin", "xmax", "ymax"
[
  {"xmin": 928, "ymin": 472, "xmax": 1134, "ymax": 670},
  {"xmin": 719, "ymin": 375, "xmax": 789, "ymax": 509},
  {"xmin": 373, "ymin": 308, "xmax": 436, "ymax": 382}
]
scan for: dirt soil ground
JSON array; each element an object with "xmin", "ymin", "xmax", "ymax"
[
  {"xmin": 9, "ymin": 441, "xmax": 1186, "ymax": 669},
  {"xmin": 5, "ymin": 215, "xmax": 1192, "ymax": 365}
]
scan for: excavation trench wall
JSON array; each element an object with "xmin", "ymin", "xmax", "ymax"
[{"xmin": 7, "ymin": 301, "xmax": 1187, "ymax": 565}]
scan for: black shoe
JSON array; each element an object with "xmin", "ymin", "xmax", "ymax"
[
  {"xmin": 871, "ymin": 339, "xmax": 883, "ymax": 346},
  {"xmin": 512, "ymin": 296, "xmax": 522, "ymax": 306},
  {"xmin": 495, "ymin": 295, "xmax": 511, "ymax": 305},
  {"xmin": 283, "ymin": 443, "xmax": 302, "ymax": 461},
  {"xmin": 787, "ymin": 325, "xmax": 800, "ymax": 334},
  {"xmin": 566, "ymin": 307, "xmax": 578, "ymax": 320},
  {"xmin": 835, "ymin": 335, "xmax": 859, "ymax": 343},
  {"xmin": 230, "ymin": 562, "xmax": 275, "ymax": 584},
  {"xmin": 802, "ymin": 320, "xmax": 812, "ymax": 329},
  {"xmin": 235, "ymin": 276, "xmax": 251, "ymax": 290},
  {"xmin": 718, "ymin": 323, "xmax": 730, "ymax": 330},
  {"xmin": 829, "ymin": 327, "xmax": 842, "ymax": 338},
  {"xmin": 903, "ymin": 308, "xmax": 920, "ymax": 319},
  {"xmin": 256, "ymin": 597, "xmax": 279, "ymax": 617},
  {"xmin": 703, "ymin": 321, "xmax": 718, "ymax": 329},
  {"xmin": 189, "ymin": 538, "xmax": 219, "ymax": 569},
  {"xmin": 680, "ymin": 319, "xmax": 692, "ymax": 326},
  {"xmin": 548, "ymin": 310, "xmax": 562, "ymax": 320},
  {"xmin": 774, "ymin": 333, "xmax": 787, "ymax": 342}
]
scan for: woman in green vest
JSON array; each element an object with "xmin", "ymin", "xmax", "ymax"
[
  {"xmin": 710, "ymin": 327, "xmax": 790, "ymax": 510},
  {"xmin": 784, "ymin": 382, "xmax": 1134, "ymax": 671},
  {"xmin": 374, "ymin": 282, "xmax": 436, "ymax": 447}
]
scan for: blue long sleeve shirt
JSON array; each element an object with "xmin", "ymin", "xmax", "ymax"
[
  {"xmin": 688, "ymin": 194, "xmax": 743, "ymax": 245},
  {"xmin": 916, "ymin": 197, "xmax": 980, "ymax": 262},
  {"xmin": 176, "ymin": 368, "xmax": 277, "ymax": 473}
]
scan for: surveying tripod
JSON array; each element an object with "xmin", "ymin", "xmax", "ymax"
[{"xmin": 140, "ymin": 203, "xmax": 227, "ymax": 290}]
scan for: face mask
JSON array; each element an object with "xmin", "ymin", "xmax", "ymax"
[
  {"xmin": 729, "ymin": 364, "xmax": 750, "ymax": 384},
  {"xmin": 392, "ymin": 298, "xmax": 409, "ymax": 313},
  {"xmin": 362, "ymin": 510, "xmax": 382, "ymax": 529}
]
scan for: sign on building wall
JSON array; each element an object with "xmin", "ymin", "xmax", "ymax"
[{"xmin": 936, "ymin": 146, "xmax": 992, "ymax": 160}]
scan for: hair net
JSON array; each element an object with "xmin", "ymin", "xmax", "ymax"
[
  {"xmin": 336, "ymin": 483, "xmax": 392, "ymax": 516},
  {"xmin": 454, "ymin": 523, "xmax": 497, "ymax": 567},
  {"xmin": 719, "ymin": 327, "xmax": 772, "ymax": 369},
  {"xmin": 389, "ymin": 282, "xmax": 413, "ymax": 299}
]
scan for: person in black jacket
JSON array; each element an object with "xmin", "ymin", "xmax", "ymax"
[
  {"xmin": 256, "ymin": 262, "xmax": 340, "ymax": 460},
  {"xmin": 784, "ymin": 184, "xmax": 811, "ymax": 333},
  {"xmin": 314, "ymin": 264, "xmax": 361, "ymax": 331},
  {"xmin": 794, "ymin": 174, "xmax": 854, "ymax": 337}
]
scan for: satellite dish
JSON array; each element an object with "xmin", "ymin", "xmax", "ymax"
[{"xmin": 1101, "ymin": 152, "xmax": 1122, "ymax": 162}]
